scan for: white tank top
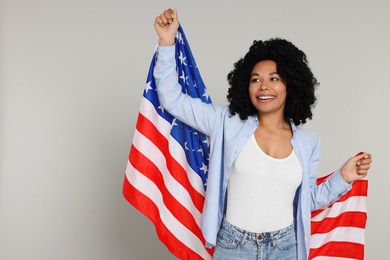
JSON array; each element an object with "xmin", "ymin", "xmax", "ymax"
[{"xmin": 225, "ymin": 134, "xmax": 302, "ymax": 233}]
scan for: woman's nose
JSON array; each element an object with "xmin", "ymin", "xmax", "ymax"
[{"xmin": 260, "ymin": 84, "xmax": 268, "ymax": 91}]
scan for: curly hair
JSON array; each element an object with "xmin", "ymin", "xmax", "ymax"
[{"xmin": 227, "ymin": 38, "xmax": 318, "ymax": 125}]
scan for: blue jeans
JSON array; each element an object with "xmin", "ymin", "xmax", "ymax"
[{"xmin": 213, "ymin": 218, "xmax": 297, "ymax": 260}]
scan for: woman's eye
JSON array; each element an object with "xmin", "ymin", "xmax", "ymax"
[
  {"xmin": 270, "ymin": 77, "xmax": 279, "ymax": 81},
  {"xmin": 251, "ymin": 78, "xmax": 260, "ymax": 83}
]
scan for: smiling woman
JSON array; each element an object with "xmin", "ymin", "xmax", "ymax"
[
  {"xmin": 227, "ymin": 38, "xmax": 318, "ymax": 126},
  {"xmin": 152, "ymin": 8, "xmax": 372, "ymax": 260}
]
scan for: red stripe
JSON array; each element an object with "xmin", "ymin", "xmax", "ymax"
[
  {"xmin": 336, "ymin": 180, "xmax": 368, "ymax": 203},
  {"xmin": 311, "ymin": 211, "xmax": 367, "ymax": 234},
  {"xmin": 122, "ymin": 175, "xmax": 208, "ymax": 260},
  {"xmin": 136, "ymin": 112, "xmax": 205, "ymax": 212},
  {"xmin": 309, "ymin": 241, "xmax": 364, "ymax": 259},
  {"xmin": 129, "ymin": 145, "xmax": 206, "ymax": 245},
  {"xmin": 316, "ymin": 174, "xmax": 368, "ymax": 198}
]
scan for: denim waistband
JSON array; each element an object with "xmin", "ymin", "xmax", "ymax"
[{"xmin": 220, "ymin": 218, "xmax": 295, "ymax": 243}]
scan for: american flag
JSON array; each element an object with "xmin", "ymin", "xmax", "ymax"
[
  {"xmin": 309, "ymin": 175, "xmax": 368, "ymax": 260},
  {"xmin": 123, "ymin": 25, "xmax": 367, "ymax": 260},
  {"xmin": 123, "ymin": 25, "xmax": 213, "ymax": 259}
]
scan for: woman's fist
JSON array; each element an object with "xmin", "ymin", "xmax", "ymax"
[{"xmin": 154, "ymin": 9, "xmax": 179, "ymax": 46}]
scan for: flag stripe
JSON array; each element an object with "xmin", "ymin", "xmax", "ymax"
[
  {"xmin": 311, "ymin": 196, "xmax": 367, "ymax": 222},
  {"xmin": 131, "ymin": 128, "xmax": 202, "ymax": 222},
  {"xmin": 129, "ymin": 145, "xmax": 203, "ymax": 237},
  {"xmin": 309, "ymin": 241, "xmax": 364, "ymax": 259},
  {"xmin": 310, "ymin": 227, "xmax": 365, "ymax": 249},
  {"xmin": 124, "ymin": 163, "xmax": 212, "ymax": 260},
  {"xmin": 122, "ymin": 173, "xmax": 211, "ymax": 260},
  {"xmin": 135, "ymin": 112, "xmax": 205, "ymax": 212},
  {"xmin": 139, "ymin": 98, "xmax": 206, "ymax": 197},
  {"xmin": 311, "ymin": 211, "xmax": 367, "ymax": 234}
]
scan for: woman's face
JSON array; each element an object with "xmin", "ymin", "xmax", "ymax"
[{"xmin": 248, "ymin": 60, "xmax": 287, "ymax": 117}]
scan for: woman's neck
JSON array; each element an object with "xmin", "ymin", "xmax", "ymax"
[{"xmin": 257, "ymin": 113, "xmax": 289, "ymax": 130}]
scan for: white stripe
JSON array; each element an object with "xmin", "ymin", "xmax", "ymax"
[
  {"xmin": 139, "ymin": 98, "xmax": 171, "ymax": 136},
  {"xmin": 132, "ymin": 129, "xmax": 202, "ymax": 225},
  {"xmin": 125, "ymin": 162, "xmax": 212, "ymax": 260},
  {"xmin": 310, "ymin": 226, "xmax": 365, "ymax": 249},
  {"xmin": 311, "ymin": 257, "xmax": 358, "ymax": 260},
  {"xmin": 139, "ymin": 98, "xmax": 206, "ymax": 197},
  {"xmin": 311, "ymin": 196, "xmax": 367, "ymax": 222}
]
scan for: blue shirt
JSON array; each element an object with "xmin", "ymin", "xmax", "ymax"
[{"xmin": 154, "ymin": 45, "xmax": 351, "ymax": 259}]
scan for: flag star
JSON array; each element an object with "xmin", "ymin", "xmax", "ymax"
[
  {"xmin": 199, "ymin": 162, "xmax": 208, "ymax": 174},
  {"xmin": 197, "ymin": 148, "xmax": 204, "ymax": 156},
  {"xmin": 193, "ymin": 82, "xmax": 197, "ymax": 88},
  {"xmin": 176, "ymin": 32, "xmax": 185, "ymax": 45},
  {"xmin": 172, "ymin": 118, "xmax": 178, "ymax": 127},
  {"xmin": 203, "ymin": 137, "xmax": 210, "ymax": 147},
  {"xmin": 184, "ymin": 141, "xmax": 189, "ymax": 150},
  {"xmin": 145, "ymin": 81, "xmax": 153, "ymax": 93},
  {"xmin": 178, "ymin": 51, "xmax": 187, "ymax": 66},
  {"xmin": 179, "ymin": 71, "xmax": 189, "ymax": 85},
  {"xmin": 202, "ymin": 91, "xmax": 210, "ymax": 101},
  {"xmin": 193, "ymin": 131, "xmax": 198, "ymax": 136},
  {"xmin": 158, "ymin": 105, "xmax": 165, "ymax": 113}
]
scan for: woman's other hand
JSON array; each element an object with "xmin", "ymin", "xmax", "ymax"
[{"xmin": 340, "ymin": 152, "xmax": 372, "ymax": 184}]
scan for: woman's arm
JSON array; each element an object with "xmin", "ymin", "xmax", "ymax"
[
  {"xmin": 308, "ymin": 137, "xmax": 352, "ymax": 211},
  {"xmin": 308, "ymin": 135, "xmax": 372, "ymax": 211},
  {"xmin": 153, "ymin": 9, "xmax": 219, "ymax": 135}
]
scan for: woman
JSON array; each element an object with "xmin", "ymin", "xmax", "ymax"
[{"xmin": 153, "ymin": 9, "xmax": 372, "ymax": 260}]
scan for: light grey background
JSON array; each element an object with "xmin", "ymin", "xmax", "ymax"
[{"xmin": 0, "ymin": 0, "xmax": 388, "ymax": 259}]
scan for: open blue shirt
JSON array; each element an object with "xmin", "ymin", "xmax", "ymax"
[{"xmin": 154, "ymin": 46, "xmax": 351, "ymax": 259}]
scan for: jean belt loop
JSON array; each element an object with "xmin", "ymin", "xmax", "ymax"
[{"xmin": 240, "ymin": 231, "xmax": 247, "ymax": 245}]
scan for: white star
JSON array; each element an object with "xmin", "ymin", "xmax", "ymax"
[
  {"xmin": 172, "ymin": 118, "xmax": 178, "ymax": 127},
  {"xmin": 158, "ymin": 105, "xmax": 165, "ymax": 113},
  {"xmin": 176, "ymin": 32, "xmax": 185, "ymax": 45},
  {"xmin": 202, "ymin": 91, "xmax": 209, "ymax": 101},
  {"xmin": 199, "ymin": 162, "xmax": 208, "ymax": 174},
  {"xmin": 145, "ymin": 81, "xmax": 153, "ymax": 93},
  {"xmin": 197, "ymin": 148, "xmax": 204, "ymax": 156},
  {"xmin": 184, "ymin": 141, "xmax": 189, "ymax": 150},
  {"xmin": 193, "ymin": 82, "xmax": 197, "ymax": 88},
  {"xmin": 179, "ymin": 71, "xmax": 188, "ymax": 85},
  {"xmin": 203, "ymin": 137, "xmax": 210, "ymax": 148},
  {"xmin": 193, "ymin": 131, "xmax": 198, "ymax": 136},
  {"xmin": 178, "ymin": 51, "xmax": 187, "ymax": 66}
]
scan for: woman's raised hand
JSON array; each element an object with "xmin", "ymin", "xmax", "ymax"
[{"xmin": 154, "ymin": 9, "xmax": 179, "ymax": 46}]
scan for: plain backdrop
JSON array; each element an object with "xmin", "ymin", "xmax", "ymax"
[{"xmin": 0, "ymin": 0, "xmax": 389, "ymax": 259}]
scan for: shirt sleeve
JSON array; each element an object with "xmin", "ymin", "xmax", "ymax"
[
  {"xmin": 153, "ymin": 45, "xmax": 219, "ymax": 136},
  {"xmin": 308, "ymin": 135, "xmax": 352, "ymax": 211}
]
